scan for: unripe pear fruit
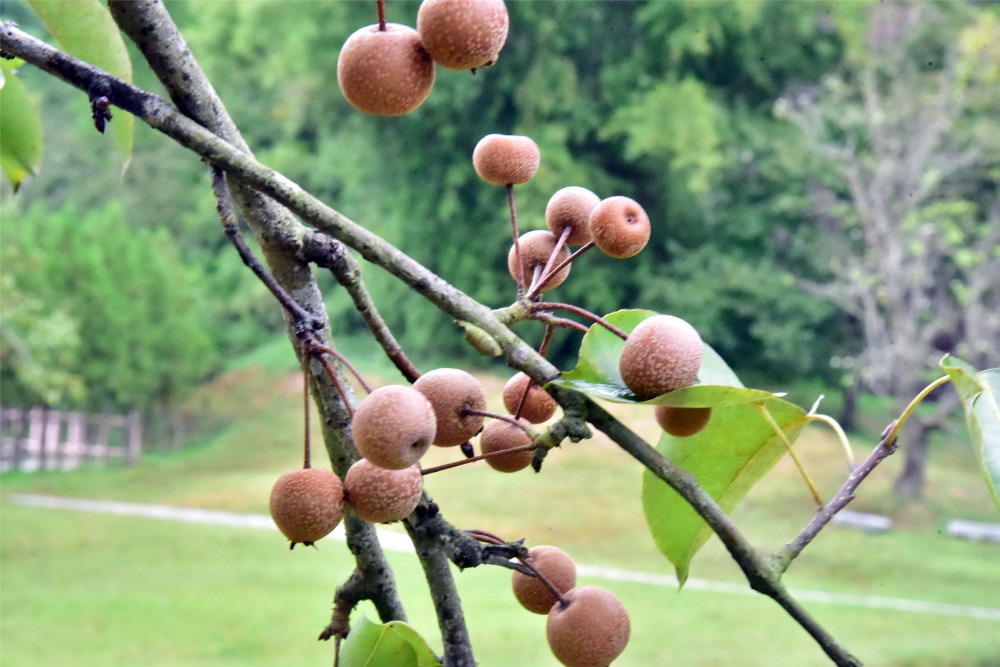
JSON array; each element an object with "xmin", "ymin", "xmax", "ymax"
[
  {"xmin": 352, "ymin": 385, "xmax": 437, "ymax": 469},
  {"xmin": 546, "ymin": 585, "xmax": 631, "ymax": 667},
  {"xmin": 269, "ymin": 468, "xmax": 345, "ymax": 548},
  {"xmin": 473, "ymin": 134, "xmax": 540, "ymax": 186},
  {"xmin": 337, "ymin": 23, "xmax": 435, "ymax": 116},
  {"xmin": 512, "ymin": 545, "xmax": 577, "ymax": 614},
  {"xmin": 619, "ymin": 315, "xmax": 703, "ymax": 400},
  {"xmin": 417, "ymin": 0, "xmax": 509, "ymax": 71},
  {"xmin": 413, "ymin": 368, "xmax": 487, "ymax": 447},
  {"xmin": 507, "ymin": 230, "xmax": 571, "ymax": 291},
  {"xmin": 545, "ymin": 186, "xmax": 601, "ymax": 246},
  {"xmin": 503, "ymin": 372, "xmax": 557, "ymax": 424},
  {"xmin": 589, "ymin": 196, "xmax": 651, "ymax": 259},
  {"xmin": 344, "ymin": 459, "xmax": 423, "ymax": 523},
  {"xmin": 479, "ymin": 418, "xmax": 533, "ymax": 473},
  {"xmin": 655, "ymin": 405, "xmax": 712, "ymax": 437}
]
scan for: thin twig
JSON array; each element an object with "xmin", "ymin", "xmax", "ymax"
[
  {"xmin": 210, "ymin": 166, "xmax": 323, "ymax": 331},
  {"xmin": 770, "ymin": 422, "xmax": 899, "ymax": 574},
  {"xmin": 463, "ymin": 530, "xmax": 570, "ymax": 606},
  {"xmin": 303, "ymin": 234, "xmax": 421, "ymax": 383}
]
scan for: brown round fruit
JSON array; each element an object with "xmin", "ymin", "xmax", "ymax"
[
  {"xmin": 654, "ymin": 405, "xmax": 712, "ymax": 437},
  {"xmin": 479, "ymin": 418, "xmax": 533, "ymax": 473},
  {"xmin": 507, "ymin": 230, "xmax": 571, "ymax": 291},
  {"xmin": 344, "ymin": 459, "xmax": 423, "ymax": 523},
  {"xmin": 619, "ymin": 314, "xmax": 703, "ymax": 400},
  {"xmin": 589, "ymin": 196, "xmax": 651, "ymax": 259},
  {"xmin": 417, "ymin": 0, "xmax": 509, "ymax": 71},
  {"xmin": 413, "ymin": 368, "xmax": 487, "ymax": 447},
  {"xmin": 352, "ymin": 385, "xmax": 437, "ymax": 469},
  {"xmin": 545, "ymin": 186, "xmax": 601, "ymax": 246},
  {"xmin": 546, "ymin": 585, "xmax": 631, "ymax": 667},
  {"xmin": 512, "ymin": 545, "xmax": 577, "ymax": 614},
  {"xmin": 269, "ymin": 468, "xmax": 345, "ymax": 548},
  {"xmin": 502, "ymin": 372, "xmax": 558, "ymax": 424},
  {"xmin": 472, "ymin": 134, "xmax": 540, "ymax": 186},
  {"xmin": 337, "ymin": 23, "xmax": 435, "ymax": 116}
]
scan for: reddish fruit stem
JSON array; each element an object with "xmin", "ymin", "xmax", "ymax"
[
  {"xmin": 461, "ymin": 407, "xmax": 532, "ymax": 432},
  {"xmin": 507, "ymin": 184, "xmax": 525, "ymax": 297},
  {"xmin": 376, "ymin": 0, "xmax": 386, "ymax": 31},
  {"xmin": 527, "ymin": 240, "xmax": 595, "ymax": 299},
  {"xmin": 513, "ymin": 326, "xmax": 556, "ymax": 421},
  {"xmin": 527, "ymin": 226, "xmax": 572, "ymax": 298},
  {"xmin": 532, "ymin": 302, "xmax": 629, "ymax": 340},
  {"xmin": 420, "ymin": 441, "xmax": 538, "ymax": 475},
  {"xmin": 308, "ymin": 340, "xmax": 373, "ymax": 394},
  {"xmin": 309, "ymin": 349, "xmax": 355, "ymax": 419},
  {"xmin": 302, "ymin": 357, "xmax": 312, "ymax": 469}
]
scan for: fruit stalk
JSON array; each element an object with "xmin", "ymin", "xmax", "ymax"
[
  {"xmin": 420, "ymin": 441, "xmax": 538, "ymax": 475},
  {"xmin": 531, "ymin": 302, "xmax": 629, "ymax": 340}
]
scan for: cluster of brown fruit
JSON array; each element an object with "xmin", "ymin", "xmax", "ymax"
[
  {"xmin": 337, "ymin": 0, "xmax": 509, "ymax": 116},
  {"xmin": 472, "ymin": 133, "xmax": 653, "ymax": 276},
  {"xmin": 512, "ymin": 545, "xmax": 631, "ymax": 667},
  {"xmin": 473, "ymin": 131, "xmax": 709, "ymax": 439},
  {"xmin": 268, "ymin": 366, "xmax": 550, "ymax": 547}
]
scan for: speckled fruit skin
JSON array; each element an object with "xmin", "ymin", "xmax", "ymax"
[
  {"xmin": 337, "ymin": 23, "xmax": 435, "ymax": 116},
  {"xmin": 545, "ymin": 186, "xmax": 601, "ymax": 246},
  {"xmin": 472, "ymin": 134, "xmax": 540, "ymax": 185},
  {"xmin": 546, "ymin": 585, "xmax": 631, "ymax": 667},
  {"xmin": 413, "ymin": 368, "xmax": 486, "ymax": 447},
  {"xmin": 619, "ymin": 315, "xmax": 703, "ymax": 400},
  {"xmin": 479, "ymin": 418, "xmax": 533, "ymax": 472},
  {"xmin": 269, "ymin": 468, "xmax": 345, "ymax": 547},
  {"xmin": 589, "ymin": 196, "xmax": 651, "ymax": 259},
  {"xmin": 344, "ymin": 459, "xmax": 423, "ymax": 523},
  {"xmin": 417, "ymin": 0, "xmax": 509, "ymax": 71},
  {"xmin": 655, "ymin": 405, "xmax": 712, "ymax": 437},
  {"xmin": 503, "ymin": 372, "xmax": 557, "ymax": 424},
  {"xmin": 512, "ymin": 545, "xmax": 577, "ymax": 614},
  {"xmin": 352, "ymin": 385, "xmax": 437, "ymax": 470},
  {"xmin": 507, "ymin": 230, "xmax": 571, "ymax": 291}
]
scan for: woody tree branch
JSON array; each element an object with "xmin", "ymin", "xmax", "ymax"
[{"xmin": 2, "ymin": 20, "xmax": 862, "ymax": 665}]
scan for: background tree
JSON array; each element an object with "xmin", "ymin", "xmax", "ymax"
[{"xmin": 779, "ymin": 2, "xmax": 1000, "ymax": 498}]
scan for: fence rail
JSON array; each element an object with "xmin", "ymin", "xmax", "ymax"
[{"xmin": 0, "ymin": 406, "xmax": 142, "ymax": 472}]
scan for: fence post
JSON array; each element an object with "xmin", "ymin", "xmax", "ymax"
[{"xmin": 126, "ymin": 410, "xmax": 142, "ymax": 465}]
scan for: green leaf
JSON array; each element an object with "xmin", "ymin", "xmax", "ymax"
[
  {"xmin": 0, "ymin": 61, "xmax": 44, "ymax": 190},
  {"xmin": 339, "ymin": 616, "xmax": 442, "ymax": 667},
  {"xmin": 27, "ymin": 0, "xmax": 134, "ymax": 168},
  {"xmin": 642, "ymin": 397, "xmax": 808, "ymax": 586},
  {"xmin": 552, "ymin": 309, "xmax": 753, "ymax": 403},
  {"xmin": 940, "ymin": 356, "xmax": 1000, "ymax": 510}
]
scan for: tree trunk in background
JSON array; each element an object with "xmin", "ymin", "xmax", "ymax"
[
  {"xmin": 838, "ymin": 382, "xmax": 858, "ymax": 432},
  {"xmin": 894, "ymin": 417, "xmax": 933, "ymax": 500}
]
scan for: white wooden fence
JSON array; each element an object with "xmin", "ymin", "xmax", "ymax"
[{"xmin": 0, "ymin": 406, "xmax": 142, "ymax": 472}]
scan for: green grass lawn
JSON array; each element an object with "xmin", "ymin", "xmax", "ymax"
[{"xmin": 2, "ymin": 359, "xmax": 999, "ymax": 666}]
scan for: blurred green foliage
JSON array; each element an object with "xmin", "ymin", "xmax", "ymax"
[{"xmin": 1, "ymin": 0, "xmax": 994, "ymax": 415}]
